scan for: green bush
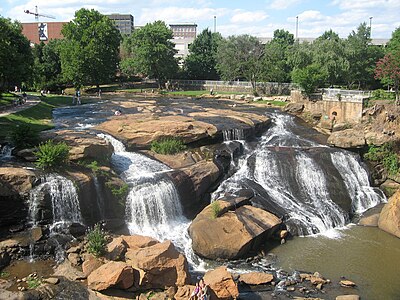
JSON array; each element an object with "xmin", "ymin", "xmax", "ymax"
[
  {"xmin": 86, "ymin": 223, "xmax": 107, "ymax": 257},
  {"xmin": 26, "ymin": 277, "xmax": 41, "ymax": 289},
  {"xmin": 210, "ymin": 201, "xmax": 221, "ymax": 219},
  {"xmin": 364, "ymin": 143, "xmax": 399, "ymax": 176},
  {"xmin": 35, "ymin": 140, "xmax": 70, "ymax": 170},
  {"xmin": 10, "ymin": 124, "xmax": 39, "ymax": 149},
  {"xmin": 151, "ymin": 138, "xmax": 187, "ymax": 155},
  {"xmin": 371, "ymin": 89, "xmax": 396, "ymax": 101}
]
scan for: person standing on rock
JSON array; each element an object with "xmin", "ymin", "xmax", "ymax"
[{"xmin": 189, "ymin": 282, "xmax": 200, "ymax": 300}]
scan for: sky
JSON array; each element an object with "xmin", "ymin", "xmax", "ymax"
[{"xmin": 1, "ymin": 0, "xmax": 399, "ymax": 39}]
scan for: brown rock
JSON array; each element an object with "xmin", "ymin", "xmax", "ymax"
[
  {"xmin": 284, "ymin": 103, "xmax": 304, "ymax": 114},
  {"xmin": 31, "ymin": 226, "xmax": 43, "ymax": 242},
  {"xmin": 378, "ymin": 190, "xmax": 400, "ymax": 238},
  {"xmin": 82, "ymin": 255, "xmax": 104, "ymax": 277},
  {"xmin": 54, "ymin": 261, "xmax": 86, "ymax": 281},
  {"xmin": 87, "ymin": 261, "xmax": 134, "ymax": 291},
  {"xmin": 43, "ymin": 277, "xmax": 60, "ymax": 285},
  {"xmin": 189, "ymin": 203, "xmax": 281, "ymax": 259},
  {"xmin": 339, "ymin": 280, "xmax": 356, "ymax": 287},
  {"xmin": 175, "ymin": 285, "xmax": 195, "ymax": 300},
  {"xmin": 68, "ymin": 253, "xmax": 81, "ymax": 266},
  {"xmin": 106, "ymin": 237, "xmax": 127, "ymax": 261},
  {"xmin": 41, "ymin": 130, "xmax": 113, "ymax": 161},
  {"xmin": 16, "ymin": 148, "xmax": 37, "ymax": 161},
  {"xmin": 203, "ymin": 266, "xmax": 239, "ymax": 300},
  {"xmin": 239, "ymin": 272, "xmax": 274, "ymax": 285},
  {"xmin": 310, "ymin": 275, "xmax": 326, "ymax": 285},
  {"xmin": 359, "ymin": 204, "xmax": 385, "ymax": 227},
  {"xmin": 336, "ymin": 295, "xmax": 360, "ymax": 300},
  {"xmin": 66, "ymin": 246, "xmax": 81, "ymax": 254},
  {"xmin": 0, "ymin": 167, "xmax": 36, "ymax": 195},
  {"xmin": 327, "ymin": 129, "xmax": 366, "ymax": 149},
  {"xmin": 120, "ymin": 235, "xmax": 158, "ymax": 249},
  {"xmin": 125, "ymin": 240, "xmax": 189, "ymax": 288}
]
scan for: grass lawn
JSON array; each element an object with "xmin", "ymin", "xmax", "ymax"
[
  {"xmin": 0, "ymin": 94, "xmax": 91, "ymax": 141},
  {"xmin": 0, "ymin": 93, "xmax": 19, "ymax": 107}
]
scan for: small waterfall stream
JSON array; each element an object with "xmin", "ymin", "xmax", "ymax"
[
  {"xmin": 0, "ymin": 144, "xmax": 14, "ymax": 160},
  {"xmin": 223, "ymin": 128, "xmax": 245, "ymax": 141},
  {"xmin": 213, "ymin": 112, "xmax": 386, "ymax": 236},
  {"xmin": 99, "ymin": 133, "xmax": 203, "ymax": 269}
]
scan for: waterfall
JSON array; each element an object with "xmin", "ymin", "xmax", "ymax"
[
  {"xmin": 0, "ymin": 144, "xmax": 14, "ymax": 160},
  {"xmin": 223, "ymin": 128, "xmax": 245, "ymax": 141},
  {"xmin": 213, "ymin": 112, "xmax": 384, "ymax": 236},
  {"xmin": 331, "ymin": 151, "xmax": 387, "ymax": 213},
  {"xmin": 29, "ymin": 174, "xmax": 82, "ymax": 228},
  {"xmin": 93, "ymin": 175, "xmax": 105, "ymax": 220},
  {"xmin": 99, "ymin": 133, "xmax": 204, "ymax": 269}
]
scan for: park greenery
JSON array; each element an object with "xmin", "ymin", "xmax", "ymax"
[
  {"xmin": 34, "ymin": 140, "xmax": 70, "ymax": 170},
  {"xmin": 86, "ymin": 224, "xmax": 107, "ymax": 257},
  {"xmin": 150, "ymin": 138, "xmax": 187, "ymax": 155},
  {"xmin": 0, "ymin": 11, "xmax": 399, "ymax": 97}
]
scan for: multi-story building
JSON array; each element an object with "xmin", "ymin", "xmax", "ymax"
[
  {"xmin": 169, "ymin": 24, "xmax": 197, "ymax": 60},
  {"xmin": 106, "ymin": 14, "xmax": 134, "ymax": 36},
  {"xmin": 21, "ymin": 22, "xmax": 67, "ymax": 45}
]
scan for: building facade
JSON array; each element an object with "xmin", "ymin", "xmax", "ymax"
[
  {"xmin": 106, "ymin": 14, "xmax": 134, "ymax": 35},
  {"xmin": 169, "ymin": 24, "xmax": 197, "ymax": 60},
  {"xmin": 22, "ymin": 22, "xmax": 67, "ymax": 45}
]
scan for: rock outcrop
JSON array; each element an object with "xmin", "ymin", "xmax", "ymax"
[
  {"xmin": 87, "ymin": 261, "xmax": 134, "ymax": 291},
  {"xmin": 327, "ymin": 129, "xmax": 366, "ymax": 149},
  {"xmin": 238, "ymin": 272, "xmax": 274, "ymax": 285},
  {"xmin": 378, "ymin": 190, "xmax": 400, "ymax": 238},
  {"xmin": 125, "ymin": 239, "xmax": 189, "ymax": 288},
  {"xmin": 41, "ymin": 130, "xmax": 113, "ymax": 162},
  {"xmin": 284, "ymin": 103, "xmax": 304, "ymax": 114},
  {"xmin": 189, "ymin": 199, "xmax": 282, "ymax": 259},
  {"xmin": 203, "ymin": 266, "xmax": 239, "ymax": 300}
]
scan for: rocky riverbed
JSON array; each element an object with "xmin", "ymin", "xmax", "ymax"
[{"xmin": 0, "ymin": 93, "xmax": 400, "ymax": 299}]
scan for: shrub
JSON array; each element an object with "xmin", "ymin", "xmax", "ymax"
[
  {"xmin": 10, "ymin": 124, "xmax": 39, "ymax": 149},
  {"xmin": 371, "ymin": 89, "xmax": 396, "ymax": 101},
  {"xmin": 151, "ymin": 138, "xmax": 187, "ymax": 155},
  {"xmin": 26, "ymin": 277, "xmax": 41, "ymax": 289},
  {"xmin": 35, "ymin": 140, "xmax": 70, "ymax": 170},
  {"xmin": 364, "ymin": 143, "xmax": 399, "ymax": 176},
  {"xmin": 210, "ymin": 201, "xmax": 221, "ymax": 219},
  {"xmin": 86, "ymin": 223, "xmax": 107, "ymax": 257}
]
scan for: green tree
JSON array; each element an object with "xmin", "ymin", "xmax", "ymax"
[
  {"xmin": 312, "ymin": 30, "xmax": 349, "ymax": 86},
  {"xmin": 262, "ymin": 29, "xmax": 294, "ymax": 83},
  {"xmin": 291, "ymin": 63, "xmax": 328, "ymax": 95},
  {"xmin": 32, "ymin": 40, "xmax": 64, "ymax": 90},
  {"xmin": 60, "ymin": 9, "xmax": 121, "ymax": 89},
  {"xmin": 345, "ymin": 22, "xmax": 383, "ymax": 88},
  {"xmin": 121, "ymin": 21, "xmax": 178, "ymax": 88},
  {"xmin": 184, "ymin": 29, "xmax": 222, "ymax": 80},
  {"xmin": 386, "ymin": 27, "xmax": 400, "ymax": 54},
  {"xmin": 216, "ymin": 34, "xmax": 264, "ymax": 93},
  {"xmin": 0, "ymin": 17, "xmax": 33, "ymax": 91},
  {"xmin": 375, "ymin": 54, "xmax": 400, "ymax": 103}
]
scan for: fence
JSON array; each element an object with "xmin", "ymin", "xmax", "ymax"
[
  {"xmin": 171, "ymin": 79, "xmax": 294, "ymax": 95},
  {"xmin": 322, "ymin": 88, "xmax": 371, "ymax": 103}
]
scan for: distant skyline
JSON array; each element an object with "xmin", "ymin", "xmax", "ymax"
[{"xmin": 1, "ymin": 0, "xmax": 399, "ymax": 38}]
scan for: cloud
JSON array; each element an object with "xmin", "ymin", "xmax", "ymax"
[
  {"xmin": 230, "ymin": 10, "xmax": 268, "ymax": 24},
  {"xmin": 269, "ymin": 0, "xmax": 303, "ymax": 10},
  {"xmin": 138, "ymin": 7, "xmax": 227, "ymax": 25},
  {"xmin": 331, "ymin": 0, "xmax": 400, "ymax": 10}
]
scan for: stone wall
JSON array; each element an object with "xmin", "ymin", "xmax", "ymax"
[{"xmin": 290, "ymin": 90, "xmax": 364, "ymax": 124}]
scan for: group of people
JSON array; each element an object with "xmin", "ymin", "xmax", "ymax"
[
  {"xmin": 72, "ymin": 90, "xmax": 81, "ymax": 105},
  {"xmin": 189, "ymin": 278, "xmax": 210, "ymax": 300}
]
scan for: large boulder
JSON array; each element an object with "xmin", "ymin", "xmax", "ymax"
[
  {"xmin": 0, "ymin": 167, "xmax": 37, "ymax": 226},
  {"xmin": 189, "ymin": 200, "xmax": 282, "ymax": 259},
  {"xmin": 106, "ymin": 237, "xmax": 127, "ymax": 261},
  {"xmin": 327, "ymin": 129, "xmax": 366, "ymax": 149},
  {"xmin": 168, "ymin": 161, "xmax": 222, "ymax": 218},
  {"xmin": 87, "ymin": 261, "xmax": 134, "ymax": 291},
  {"xmin": 203, "ymin": 266, "xmax": 239, "ymax": 300},
  {"xmin": 238, "ymin": 272, "xmax": 274, "ymax": 285},
  {"xmin": 40, "ymin": 130, "xmax": 113, "ymax": 162},
  {"xmin": 120, "ymin": 235, "xmax": 158, "ymax": 249},
  {"xmin": 283, "ymin": 103, "xmax": 304, "ymax": 114},
  {"xmin": 125, "ymin": 240, "xmax": 189, "ymax": 288},
  {"xmin": 378, "ymin": 190, "xmax": 400, "ymax": 238}
]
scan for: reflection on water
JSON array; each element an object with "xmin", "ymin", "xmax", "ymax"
[{"xmin": 269, "ymin": 225, "xmax": 400, "ymax": 299}]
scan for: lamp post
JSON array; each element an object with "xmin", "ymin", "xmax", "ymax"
[
  {"xmin": 296, "ymin": 16, "xmax": 299, "ymax": 41},
  {"xmin": 214, "ymin": 15, "xmax": 216, "ymax": 33},
  {"xmin": 369, "ymin": 16, "xmax": 373, "ymax": 38}
]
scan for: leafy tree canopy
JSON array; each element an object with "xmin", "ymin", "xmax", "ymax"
[
  {"xmin": 60, "ymin": 9, "xmax": 121, "ymax": 88},
  {"xmin": 184, "ymin": 29, "xmax": 222, "ymax": 80},
  {"xmin": 0, "ymin": 17, "xmax": 33, "ymax": 91},
  {"xmin": 121, "ymin": 20, "xmax": 178, "ymax": 87}
]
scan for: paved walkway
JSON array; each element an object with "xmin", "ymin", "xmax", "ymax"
[{"xmin": 0, "ymin": 96, "xmax": 41, "ymax": 118}]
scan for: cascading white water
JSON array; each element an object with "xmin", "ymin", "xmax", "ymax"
[
  {"xmin": 99, "ymin": 133, "xmax": 204, "ymax": 269},
  {"xmin": 93, "ymin": 176, "xmax": 105, "ymax": 220},
  {"xmin": 0, "ymin": 144, "xmax": 14, "ymax": 160},
  {"xmin": 213, "ymin": 112, "xmax": 385, "ymax": 236},
  {"xmin": 223, "ymin": 128, "xmax": 245, "ymax": 141},
  {"xmin": 331, "ymin": 151, "xmax": 387, "ymax": 213},
  {"xmin": 29, "ymin": 174, "xmax": 82, "ymax": 228}
]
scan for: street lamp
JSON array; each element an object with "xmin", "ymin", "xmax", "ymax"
[
  {"xmin": 369, "ymin": 16, "xmax": 373, "ymax": 38},
  {"xmin": 296, "ymin": 16, "xmax": 299, "ymax": 41},
  {"xmin": 214, "ymin": 16, "xmax": 216, "ymax": 33}
]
